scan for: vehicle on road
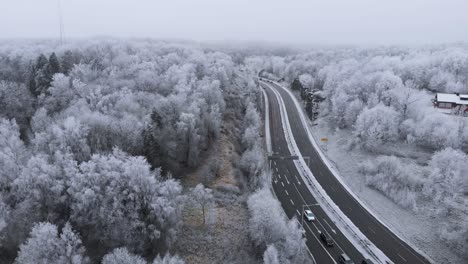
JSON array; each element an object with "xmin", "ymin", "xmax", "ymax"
[
  {"xmin": 338, "ymin": 253, "xmax": 354, "ymax": 264},
  {"xmin": 304, "ymin": 209, "xmax": 315, "ymax": 221},
  {"xmin": 319, "ymin": 231, "xmax": 334, "ymax": 247},
  {"xmin": 361, "ymin": 259, "xmax": 374, "ymax": 264}
]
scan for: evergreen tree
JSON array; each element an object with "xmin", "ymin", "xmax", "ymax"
[
  {"xmin": 26, "ymin": 64, "xmax": 37, "ymax": 96},
  {"xmin": 35, "ymin": 54, "xmax": 48, "ymax": 70},
  {"xmin": 29, "ymin": 54, "xmax": 50, "ymax": 96},
  {"xmin": 291, "ymin": 78, "xmax": 303, "ymax": 91},
  {"xmin": 48, "ymin": 52, "xmax": 61, "ymax": 76},
  {"xmin": 60, "ymin": 50, "xmax": 75, "ymax": 74}
]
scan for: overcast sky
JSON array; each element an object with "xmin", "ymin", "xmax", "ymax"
[{"xmin": 1, "ymin": 0, "xmax": 468, "ymax": 45}]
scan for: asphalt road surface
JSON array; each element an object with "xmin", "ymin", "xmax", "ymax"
[
  {"xmin": 263, "ymin": 82, "xmax": 363, "ymax": 264},
  {"xmin": 261, "ymin": 80, "xmax": 431, "ymax": 264}
]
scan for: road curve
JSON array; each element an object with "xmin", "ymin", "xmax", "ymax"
[
  {"xmin": 262, "ymin": 82, "xmax": 365, "ymax": 264},
  {"xmin": 264, "ymin": 80, "xmax": 431, "ymax": 264}
]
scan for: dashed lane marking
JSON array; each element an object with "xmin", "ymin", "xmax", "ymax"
[
  {"xmin": 302, "ymin": 222, "xmax": 337, "ymax": 264},
  {"xmin": 275, "ymin": 167, "xmax": 278, "ymax": 172},
  {"xmin": 368, "ymin": 226, "xmax": 376, "ymax": 234},
  {"xmin": 281, "ymin": 181, "xmax": 284, "ymax": 187},
  {"xmin": 323, "ymin": 219, "xmax": 336, "ymax": 234},
  {"xmin": 293, "ymin": 183, "xmax": 307, "ymax": 204},
  {"xmin": 296, "ymin": 209, "xmax": 301, "ymax": 216},
  {"xmin": 398, "ymin": 253, "xmax": 408, "ymax": 262},
  {"xmin": 285, "ymin": 190, "xmax": 289, "ymax": 196},
  {"xmin": 294, "ymin": 174, "xmax": 301, "ymax": 185},
  {"xmin": 290, "ymin": 199, "xmax": 295, "ymax": 205}
]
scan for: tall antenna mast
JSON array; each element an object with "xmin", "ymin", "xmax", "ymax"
[{"xmin": 57, "ymin": 0, "xmax": 65, "ymax": 45}]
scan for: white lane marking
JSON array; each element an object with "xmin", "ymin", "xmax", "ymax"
[
  {"xmin": 273, "ymin": 161, "xmax": 277, "ymax": 166},
  {"xmin": 302, "ymin": 222, "xmax": 337, "ymax": 264},
  {"xmin": 285, "ymin": 190, "xmax": 289, "ymax": 196},
  {"xmin": 397, "ymin": 253, "xmax": 408, "ymax": 262},
  {"xmin": 294, "ymin": 174, "xmax": 301, "ymax": 184},
  {"xmin": 281, "ymin": 181, "xmax": 284, "ymax": 187},
  {"xmin": 315, "ymin": 219, "xmax": 346, "ymax": 255},
  {"xmin": 296, "ymin": 209, "xmax": 301, "ymax": 216},
  {"xmin": 275, "ymin": 167, "xmax": 278, "ymax": 172},
  {"xmin": 293, "ymin": 183, "xmax": 308, "ymax": 204},
  {"xmin": 323, "ymin": 219, "xmax": 336, "ymax": 234},
  {"xmin": 290, "ymin": 199, "xmax": 295, "ymax": 205},
  {"xmin": 293, "ymin": 220, "xmax": 319, "ymax": 264},
  {"xmin": 274, "ymin": 180, "xmax": 277, "ymax": 184},
  {"xmin": 309, "ymin": 221, "xmax": 321, "ymax": 233},
  {"xmin": 278, "ymin": 174, "xmax": 282, "ymax": 180},
  {"xmin": 368, "ymin": 226, "xmax": 376, "ymax": 234},
  {"xmin": 285, "ymin": 176, "xmax": 290, "ymax": 184}
]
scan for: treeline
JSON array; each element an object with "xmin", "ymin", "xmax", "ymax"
[
  {"xmin": 245, "ymin": 45, "xmax": 468, "ymax": 258},
  {"xmin": 0, "ymin": 39, "xmax": 240, "ymax": 263}
]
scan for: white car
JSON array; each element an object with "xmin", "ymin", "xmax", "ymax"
[{"xmin": 304, "ymin": 209, "xmax": 315, "ymax": 221}]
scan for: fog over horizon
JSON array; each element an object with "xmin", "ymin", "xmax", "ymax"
[{"xmin": 1, "ymin": 0, "xmax": 468, "ymax": 46}]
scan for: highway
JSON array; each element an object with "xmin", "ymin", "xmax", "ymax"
[
  {"xmin": 261, "ymin": 80, "xmax": 431, "ymax": 264},
  {"xmin": 263, "ymin": 82, "xmax": 364, "ymax": 264}
]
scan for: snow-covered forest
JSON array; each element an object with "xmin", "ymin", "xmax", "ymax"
[
  {"xmin": 252, "ymin": 45, "xmax": 468, "ymax": 259},
  {"xmin": 0, "ymin": 39, "xmax": 311, "ymax": 264},
  {"xmin": 0, "ymin": 38, "xmax": 467, "ymax": 263}
]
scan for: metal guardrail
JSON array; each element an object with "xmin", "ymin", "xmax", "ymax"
[
  {"xmin": 269, "ymin": 82, "xmax": 386, "ymax": 264},
  {"xmin": 260, "ymin": 80, "xmax": 317, "ymax": 264}
]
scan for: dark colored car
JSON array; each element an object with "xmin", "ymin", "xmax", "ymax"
[
  {"xmin": 339, "ymin": 253, "xmax": 354, "ymax": 264},
  {"xmin": 319, "ymin": 231, "xmax": 334, "ymax": 247}
]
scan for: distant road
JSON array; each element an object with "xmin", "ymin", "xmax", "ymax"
[{"xmin": 261, "ymin": 80, "xmax": 431, "ymax": 264}]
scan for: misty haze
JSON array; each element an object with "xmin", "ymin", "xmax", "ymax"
[{"xmin": 0, "ymin": 1, "xmax": 467, "ymax": 264}]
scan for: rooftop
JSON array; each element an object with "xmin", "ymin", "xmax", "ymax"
[{"xmin": 436, "ymin": 93, "xmax": 468, "ymax": 105}]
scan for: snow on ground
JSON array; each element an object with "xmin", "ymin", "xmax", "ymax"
[{"xmin": 309, "ymin": 116, "xmax": 465, "ymax": 264}]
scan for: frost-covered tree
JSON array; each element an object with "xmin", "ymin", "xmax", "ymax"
[
  {"xmin": 355, "ymin": 104, "xmax": 400, "ymax": 150},
  {"xmin": 406, "ymin": 114, "xmax": 461, "ymax": 149},
  {"xmin": 240, "ymin": 144, "xmax": 265, "ymax": 185},
  {"xmin": 190, "ymin": 184, "xmax": 214, "ymax": 225},
  {"xmin": 152, "ymin": 253, "xmax": 185, "ymax": 264},
  {"xmin": 40, "ymin": 73, "xmax": 75, "ymax": 113},
  {"xmin": 298, "ymin": 73, "xmax": 314, "ymax": 89},
  {"xmin": 32, "ymin": 116, "xmax": 91, "ymax": 162},
  {"xmin": 0, "ymin": 196, "xmax": 9, "ymax": 242},
  {"xmin": 15, "ymin": 222, "xmax": 88, "ymax": 264},
  {"xmin": 69, "ymin": 149, "xmax": 184, "ymax": 252},
  {"xmin": 177, "ymin": 112, "xmax": 201, "ymax": 167},
  {"xmin": 359, "ymin": 156, "xmax": 422, "ymax": 209},
  {"xmin": 247, "ymin": 188, "xmax": 288, "ymax": 248},
  {"xmin": 0, "ymin": 119, "xmax": 28, "ymax": 193},
  {"xmin": 13, "ymin": 152, "xmax": 77, "ymax": 223},
  {"xmin": 248, "ymin": 187, "xmax": 308, "ymax": 263},
  {"xmin": 424, "ymin": 148, "xmax": 468, "ymax": 214},
  {"xmin": 243, "ymin": 102, "xmax": 261, "ymax": 132},
  {"xmin": 263, "ymin": 244, "xmax": 280, "ymax": 264},
  {"xmin": 102, "ymin": 248, "xmax": 146, "ymax": 264},
  {"xmin": 0, "ymin": 81, "xmax": 35, "ymax": 130},
  {"xmin": 48, "ymin": 52, "xmax": 61, "ymax": 77}
]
